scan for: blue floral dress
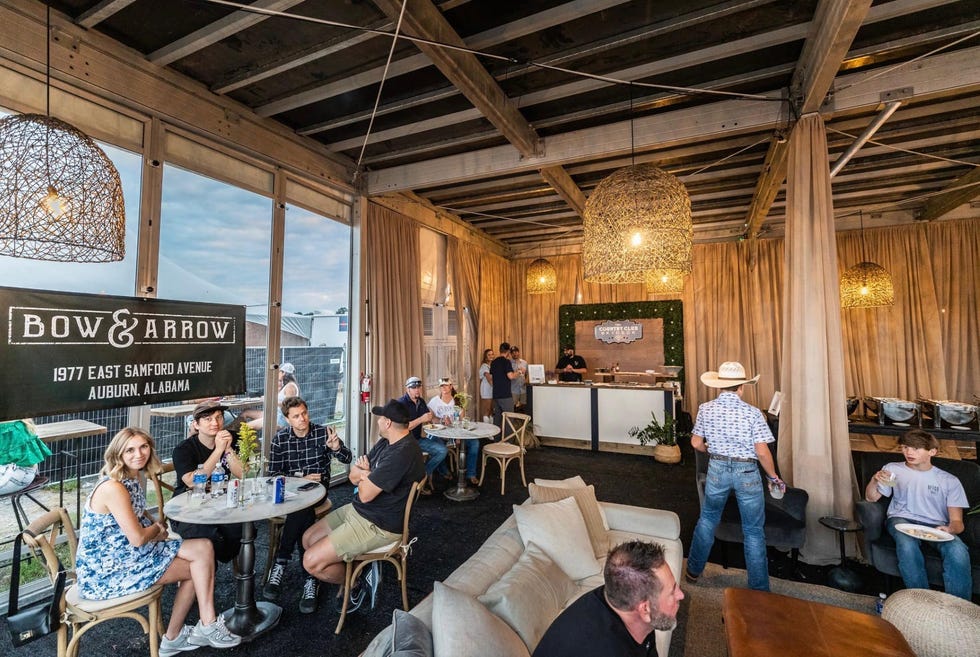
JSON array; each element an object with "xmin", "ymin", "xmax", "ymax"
[{"xmin": 76, "ymin": 477, "xmax": 181, "ymax": 600}]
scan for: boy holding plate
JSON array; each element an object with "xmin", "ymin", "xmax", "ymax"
[{"xmin": 865, "ymin": 429, "xmax": 971, "ymax": 599}]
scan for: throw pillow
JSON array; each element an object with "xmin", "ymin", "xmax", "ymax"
[
  {"xmin": 478, "ymin": 542, "xmax": 577, "ymax": 652},
  {"xmin": 432, "ymin": 582, "xmax": 530, "ymax": 657},
  {"xmin": 512, "ymin": 496, "xmax": 601, "ymax": 580},
  {"xmin": 533, "ymin": 475, "xmax": 609, "ymax": 530},
  {"xmin": 528, "ymin": 483, "xmax": 609, "ymax": 558},
  {"xmin": 385, "ymin": 609, "xmax": 433, "ymax": 657}
]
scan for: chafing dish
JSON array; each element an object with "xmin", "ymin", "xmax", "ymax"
[
  {"xmin": 917, "ymin": 398, "xmax": 979, "ymax": 430},
  {"xmin": 864, "ymin": 397, "xmax": 920, "ymax": 427},
  {"xmin": 847, "ymin": 396, "xmax": 861, "ymax": 416}
]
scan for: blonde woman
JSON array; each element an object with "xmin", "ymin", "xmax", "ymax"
[{"xmin": 75, "ymin": 427, "xmax": 240, "ymax": 656}]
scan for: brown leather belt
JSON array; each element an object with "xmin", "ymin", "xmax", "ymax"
[{"xmin": 709, "ymin": 454, "xmax": 756, "ymax": 463}]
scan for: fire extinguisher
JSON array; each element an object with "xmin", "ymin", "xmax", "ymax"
[{"xmin": 360, "ymin": 373, "xmax": 371, "ymax": 404}]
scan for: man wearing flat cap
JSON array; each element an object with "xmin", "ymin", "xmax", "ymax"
[
  {"xmin": 684, "ymin": 362, "xmax": 783, "ymax": 592},
  {"xmin": 302, "ymin": 399, "xmax": 425, "ymax": 612},
  {"xmin": 171, "ymin": 399, "xmax": 246, "ymax": 562}
]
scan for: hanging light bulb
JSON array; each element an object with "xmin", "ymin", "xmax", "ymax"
[{"xmin": 41, "ymin": 184, "xmax": 71, "ymax": 219}]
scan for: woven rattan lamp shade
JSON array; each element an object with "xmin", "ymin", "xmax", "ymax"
[
  {"xmin": 583, "ymin": 163, "xmax": 692, "ymax": 284},
  {"xmin": 645, "ymin": 269, "xmax": 686, "ymax": 295},
  {"xmin": 0, "ymin": 113, "xmax": 125, "ymax": 262},
  {"xmin": 526, "ymin": 257, "xmax": 557, "ymax": 294},
  {"xmin": 840, "ymin": 261, "xmax": 894, "ymax": 308}
]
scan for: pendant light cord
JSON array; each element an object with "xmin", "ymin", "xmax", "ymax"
[{"xmin": 628, "ymin": 82, "xmax": 635, "ymax": 168}]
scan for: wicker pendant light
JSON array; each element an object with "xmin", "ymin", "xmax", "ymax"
[
  {"xmin": 583, "ymin": 163, "xmax": 692, "ymax": 283},
  {"xmin": 840, "ymin": 211, "xmax": 893, "ymax": 308},
  {"xmin": 526, "ymin": 257, "xmax": 557, "ymax": 294},
  {"xmin": 645, "ymin": 269, "xmax": 686, "ymax": 295},
  {"xmin": 0, "ymin": 4, "xmax": 125, "ymax": 262}
]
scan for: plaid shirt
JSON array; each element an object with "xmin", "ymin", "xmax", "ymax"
[{"xmin": 268, "ymin": 423, "xmax": 352, "ymax": 476}]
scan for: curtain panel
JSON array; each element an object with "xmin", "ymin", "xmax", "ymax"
[
  {"xmin": 365, "ymin": 203, "xmax": 424, "ymax": 408},
  {"xmin": 448, "ymin": 236, "xmax": 483, "ymax": 418}
]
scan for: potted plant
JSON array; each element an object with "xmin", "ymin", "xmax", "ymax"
[{"xmin": 628, "ymin": 412, "xmax": 687, "ymax": 464}]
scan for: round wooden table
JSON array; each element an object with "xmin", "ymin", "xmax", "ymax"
[
  {"xmin": 165, "ymin": 477, "xmax": 325, "ymax": 640},
  {"xmin": 424, "ymin": 421, "xmax": 500, "ymax": 501}
]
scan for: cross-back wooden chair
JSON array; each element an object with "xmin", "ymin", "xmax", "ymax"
[
  {"xmin": 479, "ymin": 412, "xmax": 531, "ymax": 494},
  {"xmin": 22, "ymin": 507, "xmax": 164, "ymax": 657},
  {"xmin": 334, "ymin": 480, "xmax": 422, "ymax": 634}
]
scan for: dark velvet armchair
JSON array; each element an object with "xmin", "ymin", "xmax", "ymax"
[
  {"xmin": 854, "ymin": 455, "xmax": 980, "ymax": 595},
  {"xmin": 694, "ymin": 443, "xmax": 809, "ymax": 568}
]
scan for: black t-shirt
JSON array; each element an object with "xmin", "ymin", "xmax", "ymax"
[
  {"xmin": 489, "ymin": 356, "xmax": 513, "ymax": 399},
  {"xmin": 353, "ymin": 435, "xmax": 425, "ymax": 534},
  {"xmin": 556, "ymin": 354, "xmax": 587, "ymax": 382},
  {"xmin": 532, "ymin": 586, "xmax": 657, "ymax": 657},
  {"xmin": 172, "ymin": 432, "xmax": 238, "ymax": 497},
  {"xmin": 398, "ymin": 392, "xmax": 429, "ymax": 440}
]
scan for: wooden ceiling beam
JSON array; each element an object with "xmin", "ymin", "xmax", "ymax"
[
  {"xmin": 744, "ymin": 0, "xmax": 873, "ymax": 239},
  {"xmin": 149, "ymin": 0, "xmax": 306, "ymax": 66},
  {"xmin": 916, "ymin": 166, "xmax": 980, "ymax": 222},
  {"xmin": 371, "ymin": 0, "xmax": 590, "ymax": 222},
  {"xmin": 76, "ymin": 0, "xmax": 136, "ymax": 28}
]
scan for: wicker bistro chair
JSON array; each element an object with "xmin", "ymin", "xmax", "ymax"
[
  {"xmin": 150, "ymin": 461, "xmax": 177, "ymax": 526},
  {"xmin": 334, "ymin": 481, "xmax": 422, "ymax": 634},
  {"xmin": 22, "ymin": 507, "xmax": 164, "ymax": 657},
  {"xmin": 479, "ymin": 412, "xmax": 531, "ymax": 495}
]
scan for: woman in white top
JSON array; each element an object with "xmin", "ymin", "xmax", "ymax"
[
  {"xmin": 428, "ymin": 377, "xmax": 482, "ymax": 485},
  {"xmin": 478, "ymin": 348, "xmax": 494, "ymax": 422}
]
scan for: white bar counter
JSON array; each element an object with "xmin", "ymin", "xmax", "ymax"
[{"xmin": 528, "ymin": 382, "xmax": 674, "ymax": 453}]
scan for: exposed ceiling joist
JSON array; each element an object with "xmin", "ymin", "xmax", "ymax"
[
  {"xmin": 75, "ymin": 0, "xmax": 135, "ymax": 28},
  {"xmin": 743, "ymin": 0, "xmax": 873, "ymax": 240},
  {"xmin": 916, "ymin": 165, "xmax": 980, "ymax": 221},
  {"xmin": 149, "ymin": 0, "xmax": 305, "ymax": 66}
]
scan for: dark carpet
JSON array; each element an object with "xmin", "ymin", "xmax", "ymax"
[{"xmin": 1, "ymin": 443, "xmax": 886, "ymax": 657}]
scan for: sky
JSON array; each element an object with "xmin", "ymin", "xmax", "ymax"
[{"xmin": 0, "ymin": 126, "xmax": 351, "ymax": 314}]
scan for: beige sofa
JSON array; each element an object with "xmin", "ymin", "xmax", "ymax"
[{"xmin": 360, "ymin": 485, "xmax": 683, "ymax": 657}]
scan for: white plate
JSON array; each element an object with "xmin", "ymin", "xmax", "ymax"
[
  {"xmin": 950, "ymin": 425, "xmax": 971, "ymax": 431},
  {"xmin": 891, "ymin": 422, "xmax": 910, "ymax": 427},
  {"xmin": 894, "ymin": 523, "xmax": 954, "ymax": 542}
]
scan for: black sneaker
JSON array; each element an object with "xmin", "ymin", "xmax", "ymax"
[
  {"xmin": 299, "ymin": 576, "xmax": 319, "ymax": 614},
  {"xmin": 265, "ymin": 562, "xmax": 285, "ymax": 602},
  {"xmin": 346, "ymin": 583, "xmax": 367, "ymax": 614},
  {"xmin": 364, "ymin": 562, "xmax": 382, "ymax": 610}
]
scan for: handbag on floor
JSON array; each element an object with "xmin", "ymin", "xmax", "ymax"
[{"xmin": 6, "ymin": 530, "xmax": 65, "ymax": 647}]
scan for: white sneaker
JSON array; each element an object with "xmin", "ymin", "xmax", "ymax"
[
  {"xmin": 160, "ymin": 625, "xmax": 200, "ymax": 657},
  {"xmin": 188, "ymin": 617, "xmax": 241, "ymax": 649}
]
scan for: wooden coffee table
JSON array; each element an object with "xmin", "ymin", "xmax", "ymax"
[{"xmin": 723, "ymin": 589, "xmax": 914, "ymax": 657}]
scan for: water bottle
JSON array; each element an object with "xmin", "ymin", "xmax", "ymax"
[
  {"xmin": 190, "ymin": 464, "xmax": 207, "ymax": 506},
  {"xmin": 211, "ymin": 468, "xmax": 225, "ymax": 498},
  {"xmin": 875, "ymin": 592, "xmax": 886, "ymax": 615}
]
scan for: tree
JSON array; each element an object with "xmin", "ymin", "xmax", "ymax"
[{"xmin": 335, "ymin": 307, "xmax": 348, "ymax": 314}]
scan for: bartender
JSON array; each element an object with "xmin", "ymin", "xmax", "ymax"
[{"xmin": 556, "ymin": 344, "xmax": 588, "ymax": 382}]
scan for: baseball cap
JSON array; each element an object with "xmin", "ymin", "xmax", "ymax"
[
  {"xmin": 372, "ymin": 399, "xmax": 412, "ymax": 424},
  {"xmin": 438, "ymin": 377, "xmax": 453, "ymax": 386},
  {"xmin": 280, "ymin": 363, "xmax": 296, "ymax": 374},
  {"xmin": 404, "ymin": 376, "xmax": 422, "ymax": 388},
  {"xmin": 192, "ymin": 399, "xmax": 229, "ymax": 420}
]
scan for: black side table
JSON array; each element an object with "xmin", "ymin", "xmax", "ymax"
[{"xmin": 819, "ymin": 515, "xmax": 864, "ymax": 592}]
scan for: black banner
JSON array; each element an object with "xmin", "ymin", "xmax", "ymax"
[{"xmin": 0, "ymin": 287, "xmax": 246, "ymax": 421}]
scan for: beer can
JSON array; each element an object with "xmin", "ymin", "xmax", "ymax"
[
  {"xmin": 226, "ymin": 478, "xmax": 240, "ymax": 508},
  {"xmin": 273, "ymin": 475, "xmax": 285, "ymax": 504}
]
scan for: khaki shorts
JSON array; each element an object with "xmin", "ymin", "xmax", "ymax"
[{"xmin": 325, "ymin": 504, "xmax": 400, "ymax": 561}]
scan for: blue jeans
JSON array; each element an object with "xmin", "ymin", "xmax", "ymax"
[
  {"xmin": 687, "ymin": 458, "xmax": 769, "ymax": 591},
  {"xmin": 886, "ymin": 516, "xmax": 973, "ymax": 600},
  {"xmin": 418, "ymin": 435, "xmax": 449, "ymax": 476},
  {"xmin": 462, "ymin": 439, "xmax": 480, "ymax": 478}
]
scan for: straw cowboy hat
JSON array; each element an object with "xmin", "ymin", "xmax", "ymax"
[{"xmin": 700, "ymin": 361, "xmax": 761, "ymax": 388}]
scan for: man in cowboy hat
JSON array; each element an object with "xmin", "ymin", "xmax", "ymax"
[{"xmin": 684, "ymin": 362, "xmax": 784, "ymax": 591}]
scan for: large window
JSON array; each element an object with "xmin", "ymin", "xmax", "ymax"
[
  {"xmin": 420, "ymin": 228, "xmax": 458, "ymax": 392},
  {"xmin": 153, "ymin": 164, "xmax": 272, "ymax": 454}
]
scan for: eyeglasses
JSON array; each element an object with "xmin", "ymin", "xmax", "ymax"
[{"xmin": 407, "ymin": 383, "xmax": 421, "ymax": 388}]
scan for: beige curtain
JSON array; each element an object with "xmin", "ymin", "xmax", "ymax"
[
  {"xmin": 448, "ymin": 236, "xmax": 482, "ymax": 417},
  {"xmin": 365, "ymin": 203, "xmax": 424, "ymax": 406},
  {"xmin": 478, "ymin": 252, "xmax": 513, "ymax": 351},
  {"xmin": 781, "ymin": 114, "xmax": 851, "ymax": 565}
]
